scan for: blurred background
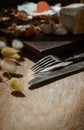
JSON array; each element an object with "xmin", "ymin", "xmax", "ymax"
[{"xmin": 0, "ymin": 0, "xmax": 81, "ymax": 8}]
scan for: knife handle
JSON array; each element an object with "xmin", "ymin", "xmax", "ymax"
[{"xmin": 65, "ymin": 52, "xmax": 84, "ymax": 61}]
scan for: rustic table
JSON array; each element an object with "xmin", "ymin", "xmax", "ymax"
[{"xmin": 0, "ymin": 52, "xmax": 84, "ymax": 130}]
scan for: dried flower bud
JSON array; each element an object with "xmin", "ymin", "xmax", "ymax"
[{"xmin": 9, "ymin": 77, "xmax": 24, "ymax": 91}]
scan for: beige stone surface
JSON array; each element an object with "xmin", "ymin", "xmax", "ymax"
[{"xmin": 0, "ymin": 55, "xmax": 84, "ymax": 130}]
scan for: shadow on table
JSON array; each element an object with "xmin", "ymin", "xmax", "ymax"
[{"xmin": 11, "ymin": 91, "xmax": 25, "ymax": 97}]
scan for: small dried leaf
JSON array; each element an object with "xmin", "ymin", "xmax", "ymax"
[{"xmin": 9, "ymin": 77, "xmax": 24, "ymax": 91}]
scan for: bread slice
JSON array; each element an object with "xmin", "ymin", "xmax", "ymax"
[{"xmin": 60, "ymin": 3, "xmax": 84, "ymax": 34}]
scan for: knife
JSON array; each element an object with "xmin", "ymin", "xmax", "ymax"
[{"xmin": 29, "ymin": 61, "xmax": 84, "ymax": 86}]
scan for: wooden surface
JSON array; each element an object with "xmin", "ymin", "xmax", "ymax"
[{"xmin": 0, "ymin": 52, "xmax": 84, "ymax": 130}]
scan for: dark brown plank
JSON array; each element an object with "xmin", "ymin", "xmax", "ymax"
[{"xmin": 23, "ymin": 34, "xmax": 84, "ymax": 57}]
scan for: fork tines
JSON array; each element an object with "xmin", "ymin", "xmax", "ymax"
[{"xmin": 31, "ymin": 55, "xmax": 60, "ymax": 74}]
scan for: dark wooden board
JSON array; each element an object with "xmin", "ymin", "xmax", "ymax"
[{"xmin": 23, "ymin": 34, "xmax": 84, "ymax": 58}]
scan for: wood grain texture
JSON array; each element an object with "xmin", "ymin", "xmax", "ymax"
[
  {"xmin": 0, "ymin": 55, "xmax": 84, "ymax": 130},
  {"xmin": 24, "ymin": 34, "xmax": 84, "ymax": 57}
]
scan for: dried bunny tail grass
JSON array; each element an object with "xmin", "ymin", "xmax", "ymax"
[
  {"xmin": 0, "ymin": 59, "xmax": 1, "ymax": 62},
  {"xmin": 12, "ymin": 39, "xmax": 24, "ymax": 50},
  {"xmin": 1, "ymin": 47, "xmax": 20, "ymax": 58},
  {"xmin": 6, "ymin": 58, "xmax": 21, "ymax": 65},
  {"xmin": 9, "ymin": 77, "xmax": 24, "ymax": 91},
  {"xmin": 0, "ymin": 59, "xmax": 17, "ymax": 73},
  {"xmin": 0, "ymin": 41, "xmax": 7, "ymax": 50},
  {"xmin": 0, "ymin": 37, "xmax": 7, "ymax": 50},
  {"xmin": 10, "ymin": 53, "xmax": 21, "ymax": 60}
]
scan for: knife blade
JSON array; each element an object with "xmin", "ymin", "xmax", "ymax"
[{"xmin": 29, "ymin": 61, "xmax": 84, "ymax": 86}]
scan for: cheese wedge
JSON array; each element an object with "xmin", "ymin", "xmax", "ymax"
[{"xmin": 60, "ymin": 3, "xmax": 84, "ymax": 34}]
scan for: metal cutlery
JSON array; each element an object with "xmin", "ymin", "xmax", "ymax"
[
  {"xmin": 29, "ymin": 61, "xmax": 84, "ymax": 86},
  {"xmin": 31, "ymin": 52, "xmax": 84, "ymax": 74}
]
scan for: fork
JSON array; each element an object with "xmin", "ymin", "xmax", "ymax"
[{"xmin": 31, "ymin": 52, "xmax": 84, "ymax": 74}]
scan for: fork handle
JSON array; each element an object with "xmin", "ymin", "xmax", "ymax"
[{"xmin": 65, "ymin": 52, "xmax": 84, "ymax": 61}]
